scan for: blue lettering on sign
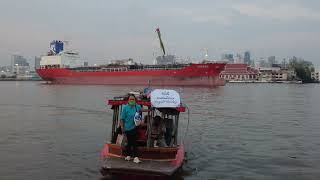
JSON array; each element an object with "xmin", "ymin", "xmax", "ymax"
[{"xmin": 161, "ymin": 91, "xmax": 169, "ymax": 95}]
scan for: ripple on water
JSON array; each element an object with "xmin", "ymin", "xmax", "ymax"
[{"xmin": 1, "ymin": 83, "xmax": 320, "ymax": 179}]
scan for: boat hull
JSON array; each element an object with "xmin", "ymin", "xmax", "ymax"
[
  {"xmin": 100, "ymin": 157, "xmax": 181, "ymax": 178},
  {"xmin": 37, "ymin": 74, "xmax": 225, "ymax": 86},
  {"xmin": 100, "ymin": 144, "xmax": 185, "ymax": 178},
  {"xmin": 36, "ymin": 63, "xmax": 226, "ymax": 86}
]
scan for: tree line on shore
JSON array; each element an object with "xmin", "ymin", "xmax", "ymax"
[{"xmin": 288, "ymin": 57, "xmax": 315, "ymax": 83}]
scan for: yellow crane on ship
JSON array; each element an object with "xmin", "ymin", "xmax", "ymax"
[{"xmin": 156, "ymin": 27, "xmax": 166, "ymax": 57}]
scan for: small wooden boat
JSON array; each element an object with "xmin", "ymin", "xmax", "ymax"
[{"xmin": 100, "ymin": 89, "xmax": 188, "ymax": 179}]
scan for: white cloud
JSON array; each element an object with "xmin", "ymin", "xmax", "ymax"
[
  {"xmin": 155, "ymin": 7, "xmax": 233, "ymax": 26},
  {"xmin": 192, "ymin": 15, "xmax": 232, "ymax": 25},
  {"xmin": 232, "ymin": 3, "xmax": 320, "ymax": 22}
]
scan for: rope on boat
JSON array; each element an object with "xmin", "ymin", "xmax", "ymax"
[{"xmin": 182, "ymin": 104, "xmax": 190, "ymax": 145}]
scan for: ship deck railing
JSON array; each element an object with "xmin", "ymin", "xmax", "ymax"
[{"xmin": 72, "ymin": 66, "xmax": 187, "ymax": 72}]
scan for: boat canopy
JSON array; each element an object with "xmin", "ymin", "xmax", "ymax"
[
  {"xmin": 107, "ymin": 89, "xmax": 185, "ymax": 112},
  {"xmin": 108, "ymin": 100, "xmax": 185, "ymax": 112}
]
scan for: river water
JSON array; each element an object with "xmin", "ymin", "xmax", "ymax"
[{"xmin": 0, "ymin": 82, "xmax": 320, "ymax": 180}]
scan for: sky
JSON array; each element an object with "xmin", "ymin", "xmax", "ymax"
[{"xmin": 0, "ymin": 0, "xmax": 319, "ymax": 66}]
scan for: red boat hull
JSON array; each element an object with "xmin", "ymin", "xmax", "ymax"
[
  {"xmin": 100, "ymin": 144, "xmax": 185, "ymax": 178},
  {"xmin": 36, "ymin": 63, "xmax": 226, "ymax": 86}
]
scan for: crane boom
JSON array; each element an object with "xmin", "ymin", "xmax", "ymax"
[{"xmin": 156, "ymin": 28, "xmax": 166, "ymax": 56}]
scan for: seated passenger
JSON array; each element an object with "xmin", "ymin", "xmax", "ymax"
[
  {"xmin": 140, "ymin": 115, "xmax": 150, "ymax": 127},
  {"xmin": 136, "ymin": 115, "xmax": 149, "ymax": 144},
  {"xmin": 164, "ymin": 118, "xmax": 174, "ymax": 146},
  {"xmin": 148, "ymin": 116, "xmax": 167, "ymax": 147}
]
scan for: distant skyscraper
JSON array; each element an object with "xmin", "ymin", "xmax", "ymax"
[
  {"xmin": 221, "ymin": 54, "xmax": 234, "ymax": 63},
  {"xmin": 251, "ymin": 59, "xmax": 255, "ymax": 67},
  {"xmin": 259, "ymin": 58, "xmax": 269, "ymax": 67},
  {"xmin": 235, "ymin": 54, "xmax": 243, "ymax": 63},
  {"xmin": 11, "ymin": 55, "xmax": 30, "ymax": 74},
  {"xmin": 244, "ymin": 51, "xmax": 251, "ymax": 65},
  {"xmin": 281, "ymin": 58, "xmax": 288, "ymax": 69},
  {"xmin": 268, "ymin": 56, "xmax": 276, "ymax": 66},
  {"xmin": 34, "ymin": 56, "xmax": 41, "ymax": 70}
]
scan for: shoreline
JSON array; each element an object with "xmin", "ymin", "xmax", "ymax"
[
  {"xmin": 0, "ymin": 78, "xmax": 42, "ymax": 81},
  {"xmin": 227, "ymin": 80, "xmax": 319, "ymax": 84},
  {"xmin": 1, "ymin": 79, "xmax": 318, "ymax": 84}
]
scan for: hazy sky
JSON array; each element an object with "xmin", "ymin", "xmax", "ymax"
[{"xmin": 0, "ymin": 0, "xmax": 319, "ymax": 66}]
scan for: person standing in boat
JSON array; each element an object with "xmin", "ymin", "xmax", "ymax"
[{"xmin": 120, "ymin": 95, "xmax": 142, "ymax": 163}]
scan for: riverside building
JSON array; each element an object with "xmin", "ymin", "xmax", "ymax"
[
  {"xmin": 220, "ymin": 64, "xmax": 258, "ymax": 81},
  {"xmin": 258, "ymin": 67, "xmax": 295, "ymax": 82},
  {"xmin": 311, "ymin": 70, "xmax": 320, "ymax": 82}
]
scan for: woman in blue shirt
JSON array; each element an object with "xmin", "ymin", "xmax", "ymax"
[{"xmin": 120, "ymin": 95, "xmax": 142, "ymax": 163}]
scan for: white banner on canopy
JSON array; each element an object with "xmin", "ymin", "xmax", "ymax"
[{"xmin": 151, "ymin": 89, "xmax": 181, "ymax": 108}]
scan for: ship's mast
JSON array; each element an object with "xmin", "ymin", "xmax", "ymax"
[
  {"xmin": 203, "ymin": 48, "xmax": 209, "ymax": 60},
  {"xmin": 156, "ymin": 27, "xmax": 166, "ymax": 56}
]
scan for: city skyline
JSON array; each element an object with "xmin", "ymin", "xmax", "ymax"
[
  {"xmin": 0, "ymin": 52, "xmax": 310, "ymax": 68},
  {"xmin": 0, "ymin": 0, "xmax": 320, "ymax": 66}
]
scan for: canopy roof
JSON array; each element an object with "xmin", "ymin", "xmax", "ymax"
[{"xmin": 107, "ymin": 100, "xmax": 185, "ymax": 112}]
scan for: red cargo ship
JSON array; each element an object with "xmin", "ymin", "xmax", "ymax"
[
  {"xmin": 36, "ymin": 62, "xmax": 226, "ymax": 86},
  {"xmin": 36, "ymin": 30, "xmax": 226, "ymax": 86}
]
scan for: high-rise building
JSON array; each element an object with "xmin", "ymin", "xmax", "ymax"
[
  {"xmin": 268, "ymin": 56, "xmax": 276, "ymax": 66},
  {"xmin": 251, "ymin": 59, "xmax": 255, "ymax": 67},
  {"xmin": 35, "ymin": 56, "xmax": 41, "ymax": 70},
  {"xmin": 244, "ymin": 51, "xmax": 251, "ymax": 65},
  {"xmin": 221, "ymin": 54, "xmax": 234, "ymax": 63},
  {"xmin": 281, "ymin": 58, "xmax": 288, "ymax": 69},
  {"xmin": 235, "ymin": 54, "xmax": 243, "ymax": 64},
  {"xmin": 11, "ymin": 55, "xmax": 30, "ymax": 74},
  {"xmin": 259, "ymin": 58, "xmax": 269, "ymax": 67}
]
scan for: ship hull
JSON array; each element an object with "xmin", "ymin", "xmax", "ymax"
[
  {"xmin": 37, "ymin": 75, "xmax": 225, "ymax": 86},
  {"xmin": 36, "ymin": 64, "xmax": 226, "ymax": 87}
]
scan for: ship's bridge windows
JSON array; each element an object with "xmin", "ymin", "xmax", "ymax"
[{"xmin": 40, "ymin": 64, "xmax": 60, "ymax": 69}]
